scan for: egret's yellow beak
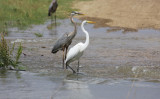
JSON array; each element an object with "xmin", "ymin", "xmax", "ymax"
[{"xmin": 87, "ymin": 21, "xmax": 96, "ymax": 24}]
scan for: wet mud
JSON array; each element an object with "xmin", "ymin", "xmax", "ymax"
[
  {"xmin": 6, "ymin": 19, "xmax": 160, "ymax": 78},
  {"xmin": 1, "ymin": 19, "xmax": 160, "ymax": 99},
  {"xmin": 79, "ymin": 16, "xmax": 113, "ymax": 28}
]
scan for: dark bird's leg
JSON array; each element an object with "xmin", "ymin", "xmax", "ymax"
[
  {"xmin": 65, "ymin": 46, "xmax": 68, "ymax": 69},
  {"xmin": 55, "ymin": 12, "xmax": 57, "ymax": 26},
  {"xmin": 62, "ymin": 48, "xmax": 65, "ymax": 69},
  {"xmin": 67, "ymin": 65, "xmax": 76, "ymax": 73},
  {"xmin": 51, "ymin": 14, "xmax": 53, "ymax": 26},
  {"xmin": 65, "ymin": 46, "xmax": 68, "ymax": 59},
  {"xmin": 77, "ymin": 60, "xmax": 80, "ymax": 72}
]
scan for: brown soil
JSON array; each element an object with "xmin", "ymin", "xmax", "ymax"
[{"xmin": 73, "ymin": 0, "xmax": 160, "ymax": 29}]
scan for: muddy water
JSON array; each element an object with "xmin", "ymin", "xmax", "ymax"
[{"xmin": 1, "ymin": 19, "xmax": 160, "ymax": 99}]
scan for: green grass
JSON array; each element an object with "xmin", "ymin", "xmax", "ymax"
[{"xmin": 0, "ymin": 0, "xmax": 90, "ymax": 33}]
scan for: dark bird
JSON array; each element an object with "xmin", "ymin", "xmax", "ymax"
[
  {"xmin": 65, "ymin": 20, "xmax": 95, "ymax": 73},
  {"xmin": 48, "ymin": 0, "xmax": 58, "ymax": 26},
  {"xmin": 51, "ymin": 11, "xmax": 84, "ymax": 69}
]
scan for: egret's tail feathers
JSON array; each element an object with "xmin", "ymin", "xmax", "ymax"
[
  {"xmin": 65, "ymin": 58, "xmax": 69, "ymax": 64},
  {"xmin": 65, "ymin": 60, "xmax": 67, "ymax": 64}
]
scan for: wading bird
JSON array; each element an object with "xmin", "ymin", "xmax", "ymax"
[
  {"xmin": 51, "ymin": 11, "xmax": 84, "ymax": 69},
  {"xmin": 48, "ymin": 0, "xmax": 58, "ymax": 26},
  {"xmin": 65, "ymin": 20, "xmax": 95, "ymax": 73}
]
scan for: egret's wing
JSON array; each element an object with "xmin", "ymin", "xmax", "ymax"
[
  {"xmin": 52, "ymin": 33, "xmax": 72, "ymax": 53},
  {"xmin": 65, "ymin": 43, "xmax": 83, "ymax": 64}
]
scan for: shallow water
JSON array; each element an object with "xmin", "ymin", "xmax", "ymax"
[
  {"xmin": 0, "ymin": 70, "xmax": 160, "ymax": 99},
  {"xmin": 2, "ymin": 19, "xmax": 160, "ymax": 99}
]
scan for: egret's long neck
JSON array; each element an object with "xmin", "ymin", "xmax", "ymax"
[
  {"xmin": 69, "ymin": 15, "xmax": 77, "ymax": 37},
  {"xmin": 81, "ymin": 21, "xmax": 89, "ymax": 51}
]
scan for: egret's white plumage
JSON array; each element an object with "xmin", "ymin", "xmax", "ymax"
[
  {"xmin": 65, "ymin": 20, "xmax": 94, "ymax": 73},
  {"xmin": 65, "ymin": 42, "xmax": 84, "ymax": 65}
]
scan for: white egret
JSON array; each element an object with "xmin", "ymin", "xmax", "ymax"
[{"xmin": 65, "ymin": 20, "xmax": 95, "ymax": 73}]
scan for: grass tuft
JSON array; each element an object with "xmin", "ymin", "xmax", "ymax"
[{"xmin": 0, "ymin": 33, "xmax": 23, "ymax": 70}]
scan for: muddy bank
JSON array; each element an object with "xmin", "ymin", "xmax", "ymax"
[{"xmin": 73, "ymin": 0, "xmax": 160, "ymax": 29}]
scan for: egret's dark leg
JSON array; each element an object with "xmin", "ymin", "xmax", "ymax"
[
  {"xmin": 62, "ymin": 49, "xmax": 65, "ymax": 69},
  {"xmin": 65, "ymin": 46, "xmax": 68, "ymax": 69},
  {"xmin": 77, "ymin": 60, "xmax": 80, "ymax": 72},
  {"xmin": 67, "ymin": 65, "xmax": 76, "ymax": 73},
  {"xmin": 55, "ymin": 12, "xmax": 57, "ymax": 26}
]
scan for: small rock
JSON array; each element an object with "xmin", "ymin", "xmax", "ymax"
[{"xmin": 8, "ymin": 65, "xmax": 15, "ymax": 70}]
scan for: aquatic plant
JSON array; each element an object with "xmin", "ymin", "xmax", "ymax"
[
  {"xmin": 34, "ymin": 33, "xmax": 43, "ymax": 37},
  {"xmin": 0, "ymin": 33, "xmax": 10, "ymax": 68},
  {"xmin": 0, "ymin": 33, "xmax": 23, "ymax": 70}
]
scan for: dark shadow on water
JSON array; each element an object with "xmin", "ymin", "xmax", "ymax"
[
  {"xmin": 107, "ymin": 27, "xmax": 138, "ymax": 34},
  {"xmin": 0, "ymin": 70, "xmax": 7, "ymax": 78},
  {"xmin": 66, "ymin": 72, "xmax": 87, "ymax": 81},
  {"xmin": 48, "ymin": 27, "xmax": 57, "ymax": 35},
  {"xmin": 0, "ymin": 70, "xmax": 22, "ymax": 78}
]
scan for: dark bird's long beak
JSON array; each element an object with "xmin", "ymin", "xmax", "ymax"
[{"xmin": 78, "ymin": 13, "xmax": 85, "ymax": 15}]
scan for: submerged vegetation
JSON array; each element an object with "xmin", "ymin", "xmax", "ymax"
[
  {"xmin": 0, "ymin": 0, "xmax": 89, "ymax": 33},
  {"xmin": 0, "ymin": 33, "xmax": 23, "ymax": 70},
  {"xmin": 34, "ymin": 33, "xmax": 43, "ymax": 37}
]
